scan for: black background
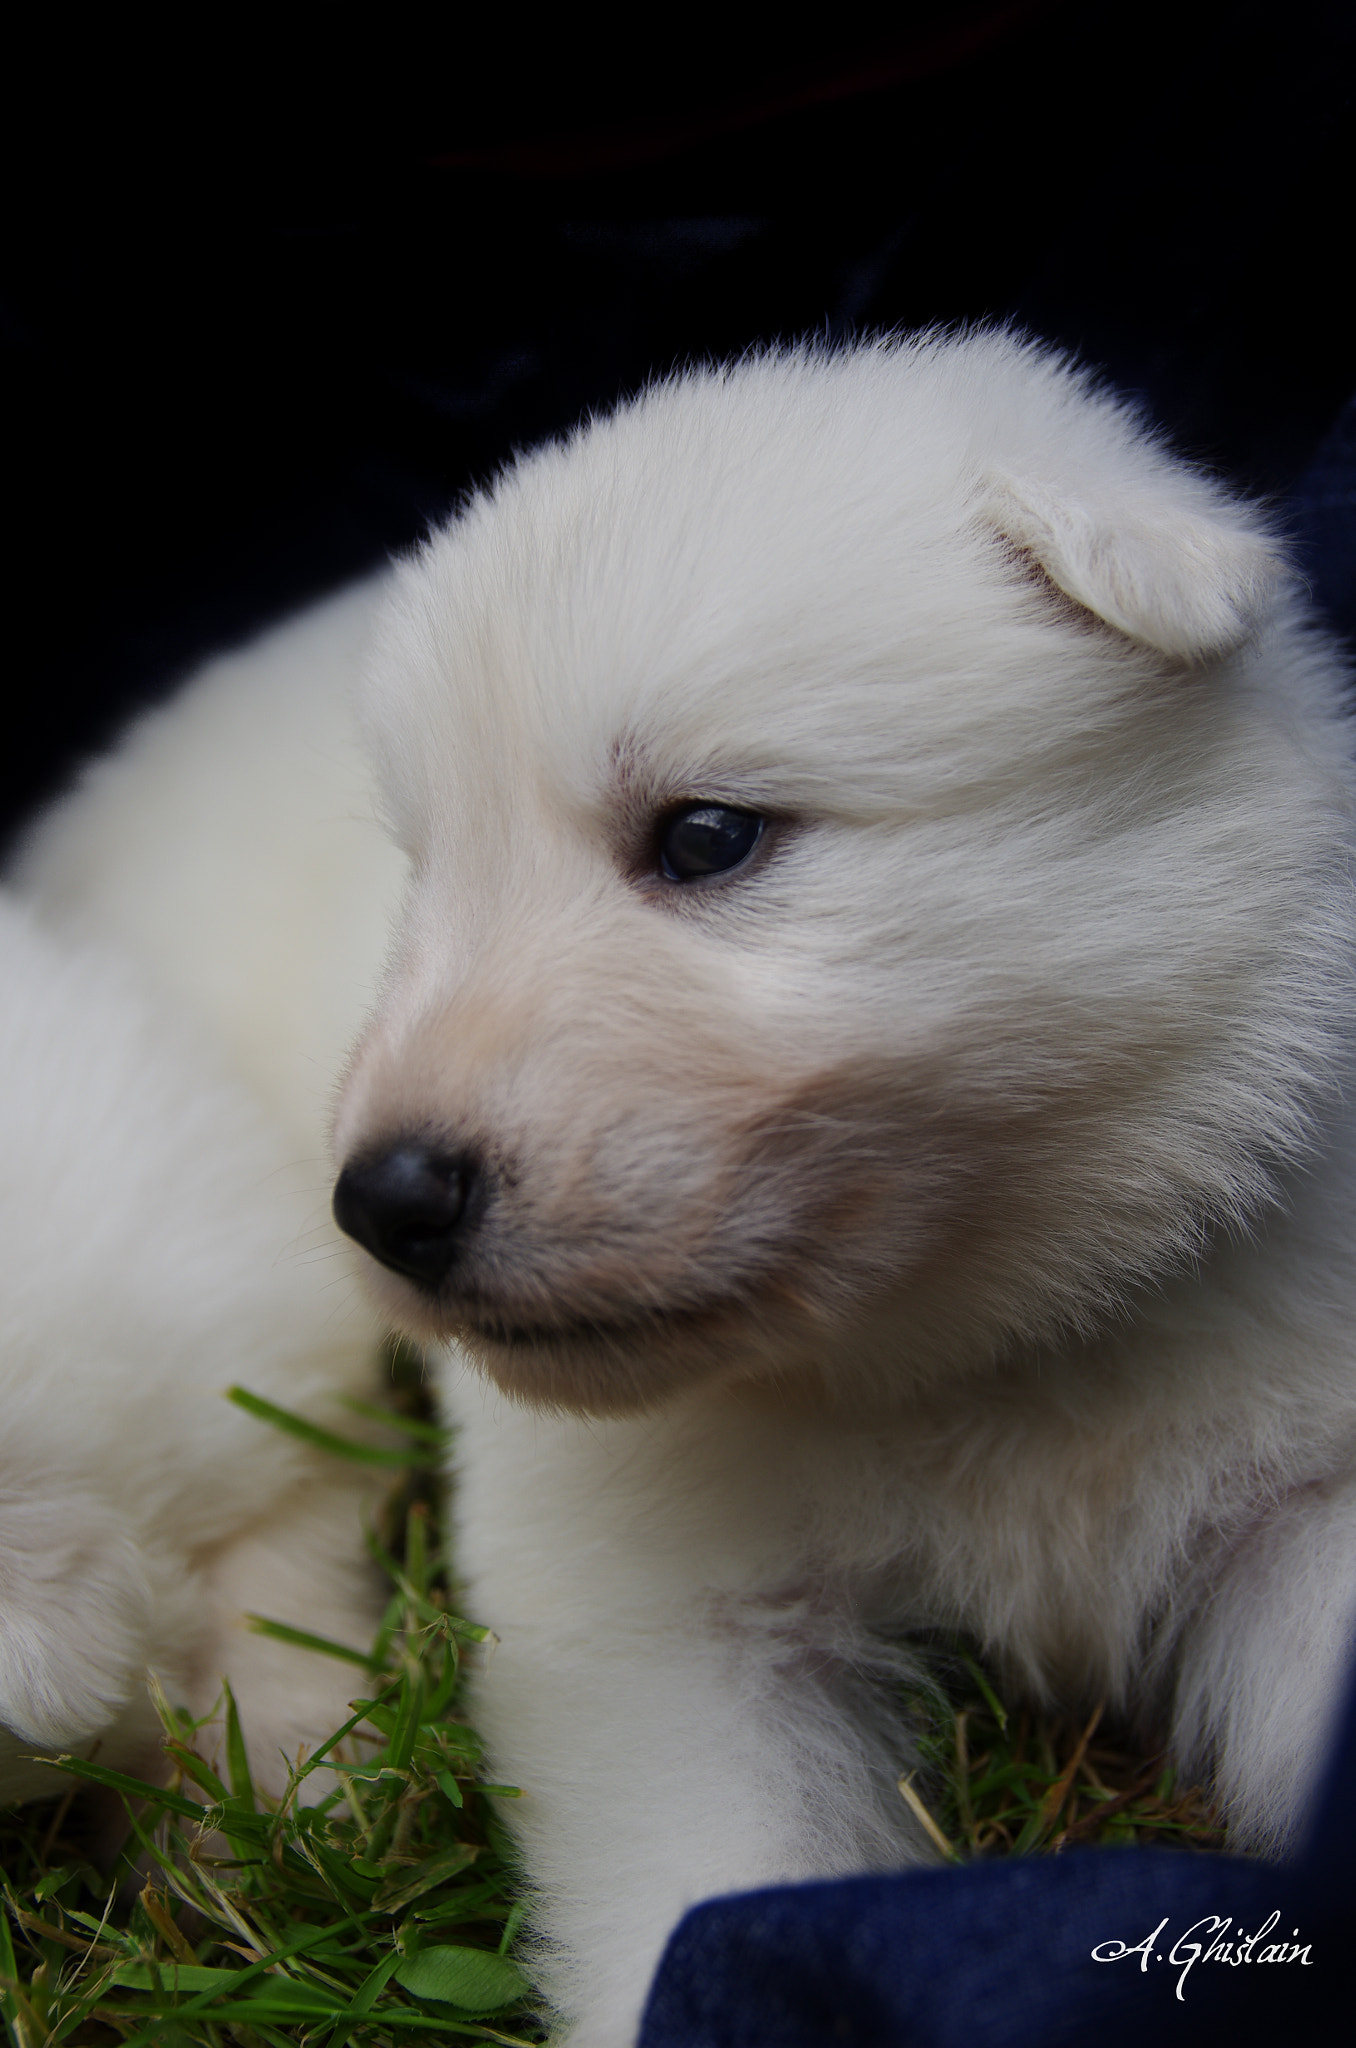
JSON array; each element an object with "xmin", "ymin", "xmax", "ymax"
[{"xmin": 3, "ymin": 0, "xmax": 1353, "ymax": 852}]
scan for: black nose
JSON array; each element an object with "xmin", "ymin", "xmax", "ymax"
[{"xmin": 333, "ymin": 1142, "xmax": 478, "ymax": 1291}]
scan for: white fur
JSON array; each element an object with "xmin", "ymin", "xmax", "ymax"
[
  {"xmin": 18, "ymin": 332, "xmax": 1356, "ymax": 2044},
  {"xmin": 0, "ymin": 893, "xmax": 384, "ymax": 1800},
  {"xmin": 14, "ymin": 579, "xmax": 406, "ymax": 1164}
]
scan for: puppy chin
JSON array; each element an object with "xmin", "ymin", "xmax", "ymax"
[{"xmin": 350, "ymin": 1254, "xmax": 805, "ymax": 1414}]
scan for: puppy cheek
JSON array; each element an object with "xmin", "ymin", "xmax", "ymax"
[
  {"xmin": 472, "ymin": 1091, "xmax": 984, "ymax": 1414},
  {"xmin": 739, "ymin": 1057, "xmax": 984, "ymax": 1248}
]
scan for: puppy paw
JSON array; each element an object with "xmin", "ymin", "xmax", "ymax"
[
  {"xmin": 188, "ymin": 1470, "xmax": 384, "ymax": 1801},
  {"xmin": 0, "ymin": 1487, "xmax": 155, "ymax": 1750}
]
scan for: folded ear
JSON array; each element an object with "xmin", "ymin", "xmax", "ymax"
[{"xmin": 980, "ymin": 464, "xmax": 1289, "ymax": 664}]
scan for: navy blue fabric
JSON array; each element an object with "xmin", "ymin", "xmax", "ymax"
[
  {"xmin": 638, "ymin": 1674, "xmax": 1354, "ymax": 2044},
  {"xmin": 1291, "ymin": 388, "xmax": 1356, "ymax": 645},
  {"xmin": 638, "ymin": 1840, "xmax": 1345, "ymax": 2042}
]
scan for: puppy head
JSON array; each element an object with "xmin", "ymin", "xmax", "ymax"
[{"xmin": 334, "ymin": 333, "xmax": 1354, "ymax": 1414}]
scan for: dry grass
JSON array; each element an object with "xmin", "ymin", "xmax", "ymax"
[{"xmin": 901, "ymin": 1643, "xmax": 1225, "ymax": 1862}]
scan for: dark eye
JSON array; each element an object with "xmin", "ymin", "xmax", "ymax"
[{"xmin": 658, "ymin": 804, "xmax": 764, "ymax": 882}]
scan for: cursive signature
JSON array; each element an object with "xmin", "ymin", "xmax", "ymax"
[{"xmin": 1091, "ymin": 1912, "xmax": 1313, "ymax": 2000}]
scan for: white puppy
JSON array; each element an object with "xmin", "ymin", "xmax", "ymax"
[
  {"xmin": 0, "ymin": 891, "xmax": 383, "ymax": 1803},
  {"xmin": 17, "ymin": 332, "xmax": 1356, "ymax": 2044},
  {"xmin": 330, "ymin": 335, "xmax": 1356, "ymax": 2041}
]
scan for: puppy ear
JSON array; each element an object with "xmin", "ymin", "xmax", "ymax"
[{"xmin": 980, "ymin": 466, "xmax": 1289, "ymax": 663}]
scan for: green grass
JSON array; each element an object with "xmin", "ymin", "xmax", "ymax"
[
  {"xmin": 1, "ymin": 1359, "xmax": 546, "ymax": 2048},
  {"xmin": 2, "ymin": 1374, "xmax": 1225, "ymax": 2048}
]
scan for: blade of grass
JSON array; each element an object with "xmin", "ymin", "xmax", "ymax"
[
  {"xmin": 338, "ymin": 1397, "xmax": 449, "ymax": 1444},
  {"xmin": 42, "ymin": 1758, "xmax": 211, "ymax": 1823},
  {"xmin": 137, "ymin": 1886, "xmax": 199, "ymax": 1966},
  {"xmin": 227, "ymin": 1386, "xmax": 420, "ymax": 1466},
  {"xmin": 371, "ymin": 1844, "xmax": 480, "ymax": 1914},
  {"xmin": 953, "ymin": 1711, "xmax": 977, "ymax": 1851},
  {"xmin": 497, "ymin": 1900, "xmax": 528, "ymax": 1958},
  {"xmin": 291, "ymin": 1693, "xmax": 398, "ymax": 1785},
  {"xmin": 222, "ymin": 1681, "xmax": 257, "ymax": 1810},
  {"xmin": 361, "ymin": 1526, "xmax": 490, "ymax": 1638},
  {"xmin": 378, "ymin": 1670, "xmax": 426, "ymax": 1782},
  {"xmin": 162, "ymin": 1741, "xmax": 230, "ymax": 1803},
  {"xmin": 1, "ymin": 1897, "xmax": 24, "ymax": 2041},
  {"xmin": 896, "ymin": 1774, "xmax": 961, "ymax": 1861},
  {"xmin": 1013, "ymin": 1698, "xmax": 1105, "ymax": 1852},
  {"xmin": 245, "ymin": 1616, "xmax": 386, "ymax": 1671},
  {"xmin": 405, "ymin": 1504, "xmax": 429, "ymax": 1599},
  {"xmin": 959, "ymin": 1652, "xmax": 1009, "ymax": 1733},
  {"xmin": 322, "ymin": 1947, "xmax": 404, "ymax": 2048}
]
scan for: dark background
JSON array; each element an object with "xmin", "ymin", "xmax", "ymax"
[{"xmin": 3, "ymin": 0, "xmax": 1354, "ymax": 854}]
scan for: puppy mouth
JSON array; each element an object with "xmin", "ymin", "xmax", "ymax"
[
  {"xmin": 462, "ymin": 1312, "xmax": 633, "ymax": 1350},
  {"xmin": 452, "ymin": 1294, "xmax": 729, "ymax": 1355},
  {"xmin": 440, "ymin": 1277, "xmax": 813, "ymax": 1412}
]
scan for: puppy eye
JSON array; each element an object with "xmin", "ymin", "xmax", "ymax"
[{"xmin": 658, "ymin": 804, "xmax": 764, "ymax": 882}]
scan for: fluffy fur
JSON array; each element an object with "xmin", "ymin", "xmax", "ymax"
[
  {"xmin": 17, "ymin": 332, "xmax": 1356, "ymax": 2045},
  {"xmin": 15, "ymin": 580, "xmax": 405, "ymax": 1164},
  {"xmin": 0, "ymin": 890, "xmax": 384, "ymax": 1801}
]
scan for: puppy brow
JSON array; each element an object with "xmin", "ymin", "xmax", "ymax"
[
  {"xmin": 603, "ymin": 733, "xmax": 669, "ymax": 869},
  {"xmin": 603, "ymin": 733, "xmax": 751, "ymax": 880},
  {"xmin": 606, "ymin": 733, "xmax": 786, "ymax": 834}
]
